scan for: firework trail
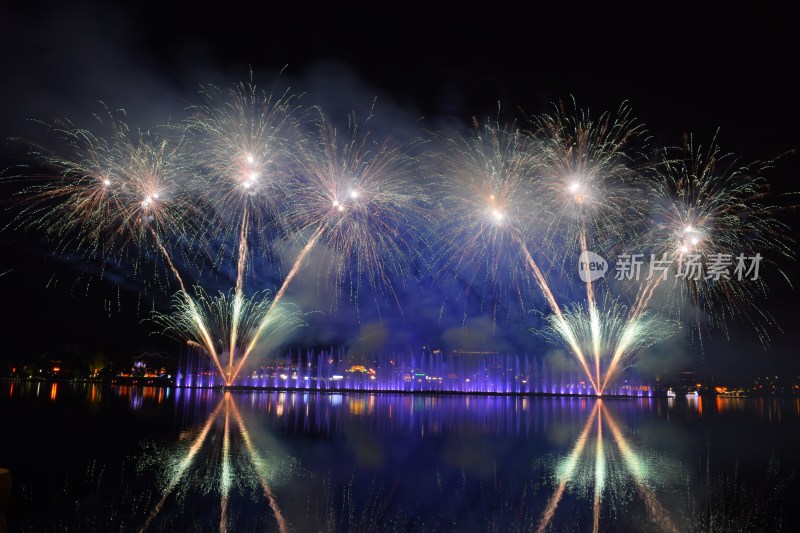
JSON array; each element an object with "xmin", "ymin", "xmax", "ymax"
[
  {"xmin": 149, "ymin": 228, "xmax": 229, "ymax": 380},
  {"xmin": 229, "ymin": 204, "xmax": 249, "ymax": 373},
  {"xmin": 226, "ymin": 233, "xmax": 321, "ymax": 383},
  {"xmin": 513, "ymin": 232, "xmax": 598, "ymax": 391},
  {"xmin": 229, "ymin": 109, "xmax": 429, "ymax": 382},
  {"xmin": 436, "ymin": 118, "xmax": 619, "ymax": 392}
]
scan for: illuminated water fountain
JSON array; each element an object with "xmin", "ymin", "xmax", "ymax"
[{"xmin": 176, "ymin": 349, "xmax": 651, "ymax": 397}]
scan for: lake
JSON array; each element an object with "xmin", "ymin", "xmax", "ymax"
[{"xmin": 1, "ymin": 381, "xmax": 798, "ymax": 532}]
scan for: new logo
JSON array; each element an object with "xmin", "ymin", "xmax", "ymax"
[{"xmin": 579, "ymin": 251, "xmax": 608, "ymax": 282}]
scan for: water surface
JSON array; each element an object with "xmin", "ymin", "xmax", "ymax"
[{"xmin": 1, "ymin": 382, "xmax": 798, "ymax": 531}]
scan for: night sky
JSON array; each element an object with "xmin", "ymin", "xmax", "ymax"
[{"xmin": 1, "ymin": 3, "xmax": 798, "ymax": 384}]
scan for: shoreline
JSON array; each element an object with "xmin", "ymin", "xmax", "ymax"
[
  {"xmin": 0, "ymin": 376, "xmax": 663, "ymax": 399},
  {"xmin": 4, "ymin": 377, "xmax": 781, "ymax": 398}
]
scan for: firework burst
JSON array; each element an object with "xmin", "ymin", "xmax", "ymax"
[
  {"xmin": 530, "ymin": 99, "xmax": 650, "ymax": 266},
  {"xmin": 632, "ymin": 135, "xmax": 795, "ymax": 345},
  {"xmin": 284, "ymin": 109, "xmax": 429, "ymax": 307},
  {"xmin": 433, "ymin": 118, "xmax": 543, "ymax": 316},
  {"xmin": 9, "ymin": 106, "xmax": 200, "ymax": 290},
  {"xmin": 185, "ymin": 80, "xmax": 305, "ymax": 260}
]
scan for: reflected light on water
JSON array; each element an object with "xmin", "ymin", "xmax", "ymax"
[
  {"xmin": 688, "ymin": 394, "xmax": 703, "ymax": 416},
  {"xmin": 220, "ymin": 395, "xmax": 232, "ymax": 533},
  {"xmin": 1, "ymin": 382, "xmax": 799, "ymax": 531},
  {"xmin": 716, "ymin": 396, "xmax": 747, "ymax": 414},
  {"xmin": 603, "ymin": 403, "xmax": 678, "ymax": 533},
  {"xmin": 140, "ymin": 399, "xmax": 225, "ymax": 531},
  {"xmin": 228, "ymin": 395, "xmax": 288, "ymax": 533},
  {"xmin": 537, "ymin": 400, "xmax": 680, "ymax": 533},
  {"xmin": 140, "ymin": 392, "xmax": 288, "ymax": 533},
  {"xmin": 536, "ymin": 402, "xmax": 599, "ymax": 533}
]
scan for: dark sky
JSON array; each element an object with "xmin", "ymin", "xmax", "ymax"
[{"xmin": 1, "ymin": 3, "xmax": 798, "ymax": 383}]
